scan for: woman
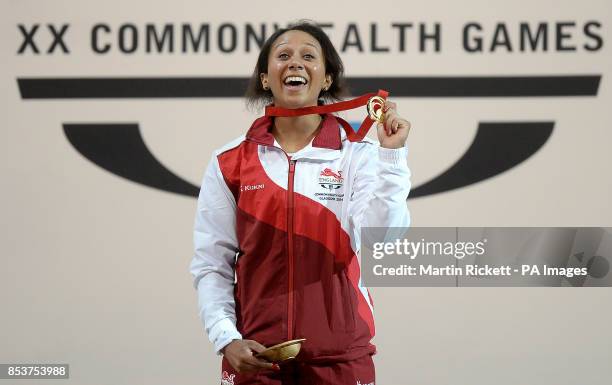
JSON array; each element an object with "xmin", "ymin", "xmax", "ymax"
[{"xmin": 190, "ymin": 21, "xmax": 411, "ymax": 385}]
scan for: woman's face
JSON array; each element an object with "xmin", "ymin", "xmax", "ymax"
[{"xmin": 261, "ymin": 30, "xmax": 332, "ymax": 109}]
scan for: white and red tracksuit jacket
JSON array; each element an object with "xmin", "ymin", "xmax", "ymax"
[{"xmin": 190, "ymin": 113, "xmax": 411, "ymax": 363}]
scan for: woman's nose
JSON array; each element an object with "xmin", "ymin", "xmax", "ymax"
[{"xmin": 288, "ymin": 60, "xmax": 304, "ymax": 70}]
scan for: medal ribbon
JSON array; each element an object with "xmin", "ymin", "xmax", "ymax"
[{"xmin": 265, "ymin": 89, "xmax": 389, "ymax": 142}]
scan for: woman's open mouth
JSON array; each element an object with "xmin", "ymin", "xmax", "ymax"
[{"xmin": 283, "ymin": 75, "xmax": 308, "ymax": 91}]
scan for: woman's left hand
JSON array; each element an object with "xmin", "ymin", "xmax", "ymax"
[{"xmin": 376, "ymin": 101, "xmax": 411, "ymax": 149}]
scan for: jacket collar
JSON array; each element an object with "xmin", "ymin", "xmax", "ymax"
[{"xmin": 245, "ymin": 113, "xmax": 342, "ymax": 150}]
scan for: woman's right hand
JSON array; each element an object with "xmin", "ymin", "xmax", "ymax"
[{"xmin": 222, "ymin": 339, "xmax": 279, "ymax": 374}]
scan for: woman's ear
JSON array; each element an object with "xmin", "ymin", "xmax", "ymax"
[
  {"xmin": 324, "ymin": 74, "xmax": 333, "ymax": 91},
  {"xmin": 260, "ymin": 73, "xmax": 269, "ymax": 90}
]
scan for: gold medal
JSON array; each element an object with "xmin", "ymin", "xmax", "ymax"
[{"xmin": 367, "ymin": 95, "xmax": 386, "ymax": 124}]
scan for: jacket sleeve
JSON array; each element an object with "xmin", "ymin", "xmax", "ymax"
[
  {"xmin": 189, "ymin": 154, "xmax": 242, "ymax": 355},
  {"xmin": 348, "ymin": 144, "xmax": 411, "ymax": 246}
]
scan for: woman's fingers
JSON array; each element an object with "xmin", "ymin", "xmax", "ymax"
[
  {"xmin": 244, "ymin": 354, "xmax": 275, "ymax": 370},
  {"xmin": 375, "ymin": 99, "xmax": 412, "ymax": 147},
  {"xmin": 244, "ymin": 340, "xmax": 275, "ymax": 370},
  {"xmin": 375, "ymin": 99, "xmax": 412, "ymax": 146},
  {"xmin": 385, "ymin": 112, "xmax": 399, "ymax": 135},
  {"xmin": 382, "ymin": 101, "xmax": 399, "ymax": 134},
  {"xmin": 403, "ymin": 119, "xmax": 412, "ymax": 133},
  {"xmin": 245, "ymin": 340, "xmax": 267, "ymax": 354},
  {"xmin": 384, "ymin": 101, "xmax": 397, "ymax": 112},
  {"xmin": 225, "ymin": 339, "xmax": 279, "ymax": 374}
]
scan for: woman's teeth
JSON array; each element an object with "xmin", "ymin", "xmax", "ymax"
[{"xmin": 284, "ymin": 76, "xmax": 307, "ymax": 86}]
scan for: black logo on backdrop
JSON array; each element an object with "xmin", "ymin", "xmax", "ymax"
[
  {"xmin": 17, "ymin": 75, "xmax": 600, "ymax": 198},
  {"xmin": 13, "ymin": 19, "xmax": 604, "ymax": 198}
]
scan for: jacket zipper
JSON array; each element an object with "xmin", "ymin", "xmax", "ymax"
[
  {"xmin": 246, "ymin": 138, "xmax": 298, "ymax": 340},
  {"xmin": 287, "ymin": 158, "xmax": 296, "ymax": 341}
]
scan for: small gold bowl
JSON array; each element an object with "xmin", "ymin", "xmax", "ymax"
[{"xmin": 255, "ymin": 339, "xmax": 306, "ymax": 362}]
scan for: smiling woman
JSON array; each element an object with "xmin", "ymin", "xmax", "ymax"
[
  {"xmin": 245, "ymin": 23, "xmax": 348, "ymax": 110},
  {"xmin": 264, "ymin": 30, "xmax": 330, "ymax": 109},
  {"xmin": 190, "ymin": 20, "xmax": 412, "ymax": 385}
]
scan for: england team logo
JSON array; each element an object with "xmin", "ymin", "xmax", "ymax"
[{"xmin": 319, "ymin": 168, "xmax": 344, "ymax": 190}]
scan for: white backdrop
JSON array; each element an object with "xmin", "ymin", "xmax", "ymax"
[{"xmin": 2, "ymin": 1, "xmax": 611, "ymax": 384}]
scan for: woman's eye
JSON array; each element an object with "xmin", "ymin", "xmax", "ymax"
[
  {"xmin": 278, "ymin": 53, "xmax": 289, "ymax": 59},
  {"xmin": 304, "ymin": 54, "xmax": 315, "ymax": 59}
]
